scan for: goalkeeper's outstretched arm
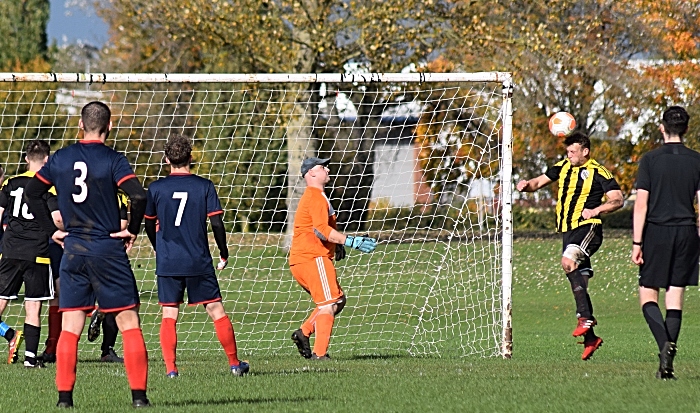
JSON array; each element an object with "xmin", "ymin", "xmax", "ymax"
[{"xmin": 323, "ymin": 228, "xmax": 377, "ymax": 254}]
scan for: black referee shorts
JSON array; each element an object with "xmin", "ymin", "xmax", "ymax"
[{"xmin": 639, "ymin": 223, "xmax": 700, "ymax": 288}]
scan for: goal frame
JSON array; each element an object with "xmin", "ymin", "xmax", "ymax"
[{"xmin": 0, "ymin": 71, "xmax": 514, "ymax": 358}]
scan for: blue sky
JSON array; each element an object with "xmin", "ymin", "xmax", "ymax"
[{"xmin": 47, "ymin": 0, "xmax": 108, "ymax": 46}]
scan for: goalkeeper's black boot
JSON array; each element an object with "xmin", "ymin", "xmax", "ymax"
[
  {"xmin": 291, "ymin": 329, "xmax": 312, "ymax": 359},
  {"xmin": 88, "ymin": 310, "xmax": 105, "ymax": 342}
]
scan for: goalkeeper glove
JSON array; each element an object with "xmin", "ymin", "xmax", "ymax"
[
  {"xmin": 344, "ymin": 235, "xmax": 377, "ymax": 253},
  {"xmin": 335, "ymin": 244, "xmax": 346, "ymax": 261},
  {"xmin": 216, "ymin": 257, "xmax": 228, "ymax": 270}
]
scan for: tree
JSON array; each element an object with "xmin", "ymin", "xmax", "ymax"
[
  {"xmin": 0, "ymin": 0, "xmax": 49, "ymax": 68},
  {"xmin": 97, "ymin": 0, "xmax": 481, "ymax": 234}
]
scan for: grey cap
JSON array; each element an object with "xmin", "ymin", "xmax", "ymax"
[{"xmin": 301, "ymin": 157, "xmax": 331, "ymax": 177}]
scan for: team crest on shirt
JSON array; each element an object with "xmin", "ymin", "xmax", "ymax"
[{"xmin": 580, "ymin": 170, "xmax": 589, "ymax": 180}]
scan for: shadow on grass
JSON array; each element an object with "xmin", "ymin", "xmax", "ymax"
[
  {"xmin": 347, "ymin": 354, "xmax": 414, "ymax": 361},
  {"xmin": 160, "ymin": 395, "xmax": 317, "ymax": 407},
  {"xmin": 252, "ymin": 366, "xmax": 348, "ymax": 376}
]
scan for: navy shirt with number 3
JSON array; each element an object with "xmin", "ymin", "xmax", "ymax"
[
  {"xmin": 145, "ymin": 173, "xmax": 223, "ymax": 277},
  {"xmin": 36, "ymin": 140, "xmax": 136, "ymax": 257}
]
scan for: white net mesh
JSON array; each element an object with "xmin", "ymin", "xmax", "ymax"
[{"xmin": 0, "ymin": 73, "xmax": 512, "ymax": 358}]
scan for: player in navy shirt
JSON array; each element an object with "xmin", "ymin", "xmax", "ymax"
[
  {"xmin": 144, "ymin": 134, "xmax": 248, "ymax": 377},
  {"xmin": 24, "ymin": 101, "xmax": 150, "ymax": 409}
]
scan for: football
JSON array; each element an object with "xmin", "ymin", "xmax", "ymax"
[{"xmin": 548, "ymin": 111, "xmax": 576, "ymax": 137}]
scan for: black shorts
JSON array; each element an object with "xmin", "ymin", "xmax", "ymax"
[
  {"xmin": 157, "ymin": 272, "xmax": 222, "ymax": 306},
  {"xmin": 0, "ymin": 257, "xmax": 54, "ymax": 300},
  {"xmin": 48, "ymin": 242, "xmax": 64, "ymax": 281},
  {"xmin": 562, "ymin": 223, "xmax": 603, "ymax": 268},
  {"xmin": 639, "ymin": 223, "xmax": 700, "ymax": 288}
]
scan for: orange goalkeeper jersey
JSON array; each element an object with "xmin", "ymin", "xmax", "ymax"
[{"xmin": 289, "ymin": 186, "xmax": 337, "ymax": 266}]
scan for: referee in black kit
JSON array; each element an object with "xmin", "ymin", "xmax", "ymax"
[{"xmin": 632, "ymin": 106, "xmax": 700, "ymax": 380}]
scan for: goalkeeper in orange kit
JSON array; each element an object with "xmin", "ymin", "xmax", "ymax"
[{"xmin": 289, "ymin": 158, "xmax": 377, "ymax": 360}]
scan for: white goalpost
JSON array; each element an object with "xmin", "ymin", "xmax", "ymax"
[{"xmin": 0, "ymin": 72, "xmax": 513, "ymax": 358}]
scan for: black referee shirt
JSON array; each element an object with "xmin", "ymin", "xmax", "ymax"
[{"xmin": 636, "ymin": 143, "xmax": 700, "ymax": 226}]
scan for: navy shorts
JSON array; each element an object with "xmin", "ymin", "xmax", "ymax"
[
  {"xmin": 639, "ymin": 224, "xmax": 700, "ymax": 288},
  {"xmin": 0, "ymin": 258, "xmax": 53, "ymax": 300},
  {"xmin": 157, "ymin": 272, "xmax": 222, "ymax": 306},
  {"xmin": 59, "ymin": 253, "xmax": 140, "ymax": 312}
]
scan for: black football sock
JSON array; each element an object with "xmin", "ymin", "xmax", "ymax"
[
  {"xmin": 586, "ymin": 293, "xmax": 594, "ymax": 319},
  {"xmin": 3, "ymin": 327, "xmax": 15, "ymax": 342},
  {"xmin": 0, "ymin": 318, "xmax": 15, "ymax": 341},
  {"xmin": 101, "ymin": 314, "xmax": 119, "ymax": 356},
  {"xmin": 642, "ymin": 302, "xmax": 668, "ymax": 352},
  {"xmin": 24, "ymin": 323, "xmax": 41, "ymax": 365},
  {"xmin": 665, "ymin": 310, "xmax": 682, "ymax": 344},
  {"xmin": 584, "ymin": 328, "xmax": 597, "ymax": 342},
  {"xmin": 566, "ymin": 269, "xmax": 591, "ymax": 319}
]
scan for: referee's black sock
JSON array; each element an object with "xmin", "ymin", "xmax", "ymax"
[
  {"xmin": 566, "ymin": 269, "xmax": 592, "ymax": 319},
  {"xmin": 665, "ymin": 309, "xmax": 682, "ymax": 344},
  {"xmin": 642, "ymin": 302, "xmax": 668, "ymax": 352}
]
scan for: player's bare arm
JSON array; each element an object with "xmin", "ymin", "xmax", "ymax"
[
  {"xmin": 516, "ymin": 174, "xmax": 552, "ymax": 192},
  {"xmin": 581, "ymin": 189, "xmax": 624, "ymax": 220},
  {"xmin": 631, "ymin": 189, "xmax": 649, "ymax": 266}
]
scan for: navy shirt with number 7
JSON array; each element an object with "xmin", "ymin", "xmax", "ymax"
[
  {"xmin": 35, "ymin": 140, "xmax": 136, "ymax": 257},
  {"xmin": 144, "ymin": 173, "xmax": 223, "ymax": 277}
]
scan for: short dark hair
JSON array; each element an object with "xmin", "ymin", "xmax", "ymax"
[
  {"xmin": 164, "ymin": 134, "xmax": 192, "ymax": 167},
  {"xmin": 25, "ymin": 139, "xmax": 50, "ymax": 162},
  {"xmin": 81, "ymin": 101, "xmax": 111, "ymax": 135},
  {"xmin": 662, "ymin": 106, "xmax": 689, "ymax": 137},
  {"xmin": 563, "ymin": 131, "xmax": 590, "ymax": 150}
]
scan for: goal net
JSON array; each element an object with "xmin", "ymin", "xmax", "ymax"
[{"xmin": 0, "ymin": 72, "xmax": 513, "ymax": 358}]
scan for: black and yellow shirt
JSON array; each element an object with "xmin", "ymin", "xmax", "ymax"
[
  {"xmin": 0, "ymin": 171, "xmax": 58, "ymax": 262},
  {"xmin": 546, "ymin": 158, "xmax": 620, "ymax": 233}
]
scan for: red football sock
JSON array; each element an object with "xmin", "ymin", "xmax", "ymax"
[
  {"xmin": 160, "ymin": 318, "xmax": 178, "ymax": 374},
  {"xmin": 55, "ymin": 331, "xmax": 79, "ymax": 392},
  {"xmin": 312, "ymin": 313, "xmax": 334, "ymax": 357},
  {"xmin": 45, "ymin": 305, "xmax": 62, "ymax": 354},
  {"xmin": 213, "ymin": 316, "xmax": 239, "ymax": 366},
  {"xmin": 122, "ymin": 328, "xmax": 148, "ymax": 391},
  {"xmin": 301, "ymin": 307, "xmax": 320, "ymax": 337}
]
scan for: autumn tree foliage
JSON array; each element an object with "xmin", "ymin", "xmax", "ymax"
[{"xmin": 90, "ymin": 0, "xmax": 700, "ymax": 209}]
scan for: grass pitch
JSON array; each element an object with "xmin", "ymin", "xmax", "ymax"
[{"xmin": 5, "ymin": 236, "xmax": 700, "ymax": 412}]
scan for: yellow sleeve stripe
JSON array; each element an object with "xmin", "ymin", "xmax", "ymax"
[
  {"xmin": 36, "ymin": 257, "xmax": 50, "ymax": 264},
  {"xmin": 590, "ymin": 161, "xmax": 614, "ymax": 180}
]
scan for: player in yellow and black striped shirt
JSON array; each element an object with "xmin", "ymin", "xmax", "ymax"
[{"xmin": 517, "ymin": 131, "xmax": 623, "ymax": 361}]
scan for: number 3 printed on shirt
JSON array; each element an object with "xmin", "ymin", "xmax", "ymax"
[{"xmin": 73, "ymin": 161, "xmax": 88, "ymax": 203}]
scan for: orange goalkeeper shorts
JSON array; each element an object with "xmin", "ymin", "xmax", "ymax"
[{"xmin": 290, "ymin": 256, "xmax": 343, "ymax": 307}]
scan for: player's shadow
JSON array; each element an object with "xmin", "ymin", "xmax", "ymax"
[
  {"xmin": 160, "ymin": 395, "xmax": 317, "ymax": 407},
  {"xmin": 252, "ymin": 366, "xmax": 348, "ymax": 376},
  {"xmin": 348, "ymin": 354, "xmax": 407, "ymax": 361}
]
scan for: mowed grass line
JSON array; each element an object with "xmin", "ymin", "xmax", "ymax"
[{"xmin": 5, "ymin": 236, "xmax": 700, "ymax": 412}]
